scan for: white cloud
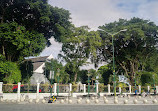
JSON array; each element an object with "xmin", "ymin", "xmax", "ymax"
[{"xmin": 41, "ymin": 0, "xmax": 158, "ymax": 61}]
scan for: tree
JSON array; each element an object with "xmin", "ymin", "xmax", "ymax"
[
  {"xmin": 98, "ymin": 18, "xmax": 158, "ymax": 85},
  {"xmin": 45, "ymin": 59, "xmax": 69, "ymax": 84},
  {"xmin": 140, "ymin": 71, "xmax": 158, "ymax": 86},
  {"xmin": 0, "ymin": 60, "xmax": 21, "ymax": 83},
  {"xmin": 0, "ymin": 22, "xmax": 46, "ymax": 62},
  {"xmin": 60, "ymin": 26, "xmax": 101, "ymax": 83},
  {"xmin": 0, "ymin": 0, "xmax": 72, "ymax": 44},
  {"xmin": 97, "ymin": 65, "xmax": 112, "ymax": 85},
  {"xmin": 88, "ymin": 69, "xmax": 98, "ymax": 85}
]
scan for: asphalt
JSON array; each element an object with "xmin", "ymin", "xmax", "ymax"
[{"xmin": 0, "ymin": 104, "xmax": 158, "ymax": 111}]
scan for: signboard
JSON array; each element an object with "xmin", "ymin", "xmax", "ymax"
[{"xmin": 49, "ymin": 71, "xmax": 54, "ymax": 79}]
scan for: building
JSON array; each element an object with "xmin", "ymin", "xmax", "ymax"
[{"xmin": 29, "ymin": 54, "xmax": 53, "ymax": 84}]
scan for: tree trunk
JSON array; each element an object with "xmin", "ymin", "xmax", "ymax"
[
  {"xmin": 74, "ymin": 72, "xmax": 77, "ymax": 83},
  {"xmin": 2, "ymin": 45, "xmax": 5, "ymax": 56}
]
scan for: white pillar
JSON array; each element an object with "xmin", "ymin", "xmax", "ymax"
[
  {"xmin": 147, "ymin": 86, "xmax": 150, "ymax": 93},
  {"xmin": 54, "ymin": 83, "xmax": 57, "ymax": 95},
  {"xmin": 36, "ymin": 83, "xmax": 40, "ymax": 99},
  {"xmin": 0, "ymin": 82, "xmax": 3, "ymax": 93},
  {"xmin": 108, "ymin": 84, "xmax": 110, "ymax": 93},
  {"xmin": 83, "ymin": 84, "xmax": 86, "ymax": 94},
  {"xmin": 119, "ymin": 87, "xmax": 121, "ymax": 94},
  {"xmin": 138, "ymin": 85, "xmax": 141, "ymax": 94},
  {"xmin": 17, "ymin": 82, "xmax": 21, "ymax": 100},
  {"xmin": 129, "ymin": 85, "xmax": 131, "ymax": 94},
  {"xmin": 69, "ymin": 83, "xmax": 72, "ymax": 92},
  {"xmin": 96, "ymin": 83, "xmax": 99, "ymax": 94},
  {"xmin": 156, "ymin": 86, "xmax": 158, "ymax": 94}
]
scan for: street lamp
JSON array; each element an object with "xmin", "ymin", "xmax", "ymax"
[
  {"xmin": 99, "ymin": 29, "xmax": 127, "ymax": 97},
  {"xmin": 153, "ymin": 75, "xmax": 156, "ymax": 95},
  {"xmin": 88, "ymin": 70, "xmax": 90, "ymax": 97},
  {"xmin": 56, "ymin": 68, "xmax": 60, "ymax": 97}
]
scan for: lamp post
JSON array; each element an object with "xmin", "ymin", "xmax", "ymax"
[
  {"xmin": 99, "ymin": 29, "xmax": 127, "ymax": 97},
  {"xmin": 57, "ymin": 68, "xmax": 60, "ymax": 97},
  {"xmin": 88, "ymin": 70, "xmax": 90, "ymax": 97},
  {"xmin": 134, "ymin": 73, "xmax": 137, "ymax": 95},
  {"xmin": 153, "ymin": 75, "xmax": 156, "ymax": 95}
]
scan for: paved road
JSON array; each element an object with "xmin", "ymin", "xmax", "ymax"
[{"xmin": 0, "ymin": 104, "xmax": 158, "ymax": 111}]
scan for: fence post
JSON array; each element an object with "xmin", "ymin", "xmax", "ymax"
[
  {"xmin": 129, "ymin": 85, "xmax": 131, "ymax": 94},
  {"xmin": 17, "ymin": 82, "xmax": 21, "ymax": 100},
  {"xmin": 69, "ymin": 83, "xmax": 72, "ymax": 92},
  {"xmin": 119, "ymin": 87, "xmax": 121, "ymax": 94},
  {"xmin": 138, "ymin": 85, "xmax": 141, "ymax": 94},
  {"xmin": 96, "ymin": 83, "xmax": 99, "ymax": 94},
  {"xmin": 54, "ymin": 83, "xmax": 57, "ymax": 95},
  {"xmin": 36, "ymin": 83, "xmax": 40, "ymax": 99},
  {"xmin": 108, "ymin": 84, "xmax": 110, "ymax": 94},
  {"xmin": 0, "ymin": 82, "xmax": 3, "ymax": 93},
  {"xmin": 156, "ymin": 86, "xmax": 158, "ymax": 94},
  {"xmin": 147, "ymin": 86, "xmax": 150, "ymax": 93},
  {"xmin": 83, "ymin": 84, "xmax": 86, "ymax": 94}
]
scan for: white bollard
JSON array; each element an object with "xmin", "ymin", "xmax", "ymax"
[
  {"xmin": 86, "ymin": 99, "xmax": 90, "ymax": 104},
  {"xmin": 143, "ymin": 99, "xmax": 148, "ymax": 104},
  {"xmin": 35, "ymin": 99, "xmax": 39, "ymax": 103},
  {"xmin": 68, "ymin": 99, "xmax": 72, "ymax": 104},
  {"xmin": 133, "ymin": 99, "xmax": 138, "ymax": 104},
  {"xmin": 29, "ymin": 99, "xmax": 33, "ymax": 103},
  {"xmin": 124, "ymin": 99, "xmax": 128, "ymax": 104},
  {"xmin": 104, "ymin": 99, "xmax": 108, "ymax": 104},
  {"xmin": 77, "ymin": 99, "xmax": 82, "ymax": 104},
  {"xmin": 152, "ymin": 99, "xmax": 157, "ymax": 104},
  {"xmin": 42, "ymin": 99, "xmax": 46, "ymax": 103},
  {"xmin": 95, "ymin": 99, "xmax": 99, "ymax": 104},
  {"xmin": 60, "ymin": 99, "xmax": 64, "ymax": 103},
  {"xmin": 114, "ymin": 99, "xmax": 118, "ymax": 104}
]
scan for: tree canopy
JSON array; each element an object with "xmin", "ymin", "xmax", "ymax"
[
  {"xmin": 0, "ymin": 0, "xmax": 72, "ymax": 44},
  {"xmin": 98, "ymin": 18, "xmax": 158, "ymax": 85}
]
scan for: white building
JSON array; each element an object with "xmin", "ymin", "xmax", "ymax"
[{"xmin": 29, "ymin": 54, "xmax": 53, "ymax": 84}]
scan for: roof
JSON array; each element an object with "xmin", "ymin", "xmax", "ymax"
[{"xmin": 28, "ymin": 56, "xmax": 48, "ymax": 71}]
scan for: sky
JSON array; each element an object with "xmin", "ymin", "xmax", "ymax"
[{"xmin": 40, "ymin": 0, "xmax": 158, "ymax": 68}]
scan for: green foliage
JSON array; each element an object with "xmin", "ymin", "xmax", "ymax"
[
  {"xmin": 98, "ymin": 18, "xmax": 158, "ymax": 85},
  {"xmin": 97, "ymin": 65, "xmax": 112, "ymax": 85},
  {"xmin": 45, "ymin": 59, "xmax": 69, "ymax": 84},
  {"xmin": 0, "ymin": 0, "xmax": 72, "ymax": 44},
  {"xmin": 0, "ymin": 61, "xmax": 21, "ymax": 83},
  {"xmin": 140, "ymin": 71, "xmax": 158, "ymax": 86},
  {"xmin": 20, "ymin": 60, "xmax": 33, "ymax": 83},
  {"xmin": 0, "ymin": 22, "xmax": 46, "ymax": 62},
  {"xmin": 60, "ymin": 26, "xmax": 101, "ymax": 83}
]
